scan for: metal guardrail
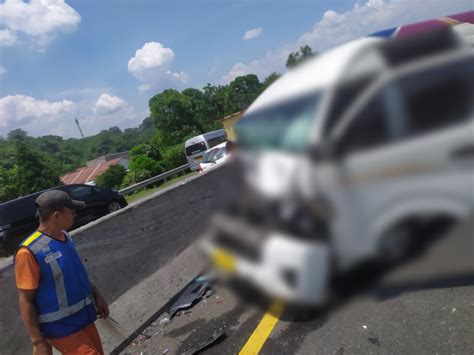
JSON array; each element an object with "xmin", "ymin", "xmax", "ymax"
[{"xmin": 119, "ymin": 164, "xmax": 190, "ymax": 196}]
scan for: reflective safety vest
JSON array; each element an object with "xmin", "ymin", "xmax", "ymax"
[{"xmin": 17, "ymin": 230, "xmax": 97, "ymax": 338}]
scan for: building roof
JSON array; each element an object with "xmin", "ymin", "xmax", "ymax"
[
  {"xmin": 61, "ymin": 157, "xmax": 123, "ymax": 185},
  {"xmin": 221, "ymin": 111, "xmax": 244, "ymax": 122}
]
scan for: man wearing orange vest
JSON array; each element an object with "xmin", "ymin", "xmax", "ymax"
[{"xmin": 15, "ymin": 190, "xmax": 109, "ymax": 354}]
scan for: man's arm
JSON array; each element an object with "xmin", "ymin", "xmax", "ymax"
[
  {"xmin": 91, "ymin": 284, "xmax": 110, "ymax": 319},
  {"xmin": 18, "ymin": 289, "xmax": 52, "ymax": 355}
]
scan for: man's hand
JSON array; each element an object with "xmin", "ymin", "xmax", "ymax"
[
  {"xmin": 32, "ymin": 339, "xmax": 52, "ymax": 355},
  {"xmin": 18, "ymin": 289, "xmax": 51, "ymax": 354},
  {"xmin": 92, "ymin": 284, "xmax": 110, "ymax": 319},
  {"xmin": 94, "ymin": 292, "xmax": 110, "ymax": 319}
]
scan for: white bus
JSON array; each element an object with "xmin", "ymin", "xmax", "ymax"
[{"xmin": 185, "ymin": 129, "xmax": 227, "ymax": 171}]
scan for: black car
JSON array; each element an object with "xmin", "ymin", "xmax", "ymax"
[{"xmin": 0, "ymin": 184, "xmax": 127, "ymax": 255}]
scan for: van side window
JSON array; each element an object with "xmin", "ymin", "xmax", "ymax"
[
  {"xmin": 400, "ymin": 59, "xmax": 474, "ymax": 137},
  {"xmin": 324, "ymin": 75, "xmax": 375, "ymax": 135},
  {"xmin": 207, "ymin": 135, "xmax": 227, "ymax": 148},
  {"xmin": 338, "ymin": 93, "xmax": 390, "ymax": 155}
]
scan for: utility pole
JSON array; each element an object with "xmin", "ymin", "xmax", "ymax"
[{"xmin": 74, "ymin": 117, "xmax": 85, "ymax": 138}]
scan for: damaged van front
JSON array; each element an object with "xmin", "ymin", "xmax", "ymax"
[{"xmin": 203, "ymin": 22, "xmax": 474, "ymax": 305}]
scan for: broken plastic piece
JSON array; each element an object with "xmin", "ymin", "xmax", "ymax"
[
  {"xmin": 169, "ymin": 280, "xmax": 210, "ymax": 318},
  {"xmin": 195, "ymin": 275, "xmax": 210, "ymax": 282}
]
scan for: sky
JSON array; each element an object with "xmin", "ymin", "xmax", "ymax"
[{"xmin": 0, "ymin": 0, "xmax": 472, "ymax": 138}]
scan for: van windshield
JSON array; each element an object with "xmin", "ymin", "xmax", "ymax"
[
  {"xmin": 186, "ymin": 141, "xmax": 207, "ymax": 156},
  {"xmin": 236, "ymin": 91, "xmax": 322, "ymax": 153},
  {"xmin": 202, "ymin": 148, "xmax": 221, "ymax": 163}
]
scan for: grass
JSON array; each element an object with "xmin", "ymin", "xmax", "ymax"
[{"xmin": 125, "ymin": 171, "xmax": 198, "ymax": 204}]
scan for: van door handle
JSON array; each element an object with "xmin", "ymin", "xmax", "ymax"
[{"xmin": 450, "ymin": 144, "xmax": 474, "ymax": 159}]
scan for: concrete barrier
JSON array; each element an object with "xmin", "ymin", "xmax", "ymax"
[{"xmin": 0, "ymin": 167, "xmax": 226, "ymax": 354}]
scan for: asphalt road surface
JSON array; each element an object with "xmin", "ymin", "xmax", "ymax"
[{"xmin": 122, "ymin": 218, "xmax": 473, "ymax": 355}]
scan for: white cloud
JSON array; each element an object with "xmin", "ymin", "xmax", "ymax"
[
  {"xmin": 128, "ymin": 42, "xmax": 188, "ymax": 93},
  {"xmin": 243, "ymin": 27, "xmax": 263, "ymax": 40},
  {"xmin": 222, "ymin": 0, "xmax": 472, "ymax": 82},
  {"xmin": 0, "ymin": 66, "xmax": 6, "ymax": 76},
  {"xmin": 0, "ymin": 0, "xmax": 80, "ymax": 50},
  {"xmin": 0, "ymin": 95, "xmax": 74, "ymax": 135},
  {"xmin": 0, "ymin": 93, "xmax": 145, "ymax": 138},
  {"xmin": 93, "ymin": 93, "xmax": 128, "ymax": 114},
  {"xmin": 128, "ymin": 42, "xmax": 175, "ymax": 76},
  {"xmin": 220, "ymin": 48, "xmax": 289, "ymax": 84},
  {"xmin": 0, "ymin": 28, "xmax": 18, "ymax": 46}
]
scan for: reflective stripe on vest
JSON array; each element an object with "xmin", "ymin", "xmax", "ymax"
[
  {"xmin": 22, "ymin": 230, "xmax": 43, "ymax": 247},
  {"xmin": 23, "ymin": 232, "xmax": 93, "ymax": 324},
  {"xmin": 37, "ymin": 295, "xmax": 94, "ymax": 323}
]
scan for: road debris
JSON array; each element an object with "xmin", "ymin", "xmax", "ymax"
[
  {"xmin": 169, "ymin": 279, "xmax": 211, "ymax": 318},
  {"xmin": 163, "ymin": 349, "xmax": 169, "ymax": 354},
  {"xmin": 159, "ymin": 317, "xmax": 171, "ymax": 326},
  {"xmin": 362, "ymin": 325, "xmax": 367, "ymax": 329},
  {"xmin": 452, "ymin": 308, "xmax": 457, "ymax": 313},
  {"xmin": 205, "ymin": 288, "xmax": 216, "ymax": 298},
  {"xmin": 182, "ymin": 327, "xmax": 226, "ymax": 354},
  {"xmin": 195, "ymin": 275, "xmax": 215, "ymax": 283},
  {"xmin": 368, "ymin": 337, "xmax": 381, "ymax": 347}
]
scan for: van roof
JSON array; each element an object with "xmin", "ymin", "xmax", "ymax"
[
  {"xmin": 185, "ymin": 129, "xmax": 225, "ymax": 145},
  {"xmin": 246, "ymin": 37, "xmax": 382, "ymax": 114}
]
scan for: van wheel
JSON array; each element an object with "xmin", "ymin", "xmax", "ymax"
[
  {"xmin": 378, "ymin": 224, "xmax": 413, "ymax": 265},
  {"xmin": 108, "ymin": 201, "xmax": 122, "ymax": 213}
]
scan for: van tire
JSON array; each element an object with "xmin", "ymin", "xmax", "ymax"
[{"xmin": 377, "ymin": 224, "xmax": 414, "ymax": 265}]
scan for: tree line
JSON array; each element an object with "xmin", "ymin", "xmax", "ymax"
[{"xmin": 0, "ymin": 46, "xmax": 315, "ymax": 202}]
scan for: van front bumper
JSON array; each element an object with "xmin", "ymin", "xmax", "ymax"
[{"xmin": 203, "ymin": 227, "xmax": 330, "ymax": 305}]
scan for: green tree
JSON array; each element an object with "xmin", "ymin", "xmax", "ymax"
[
  {"xmin": 149, "ymin": 89, "xmax": 203, "ymax": 147},
  {"xmin": 286, "ymin": 45, "xmax": 316, "ymax": 69},
  {"xmin": 14, "ymin": 140, "xmax": 62, "ymax": 196},
  {"xmin": 203, "ymin": 83, "xmax": 227, "ymax": 119},
  {"xmin": 182, "ymin": 88, "xmax": 220, "ymax": 132},
  {"xmin": 7, "ymin": 128, "xmax": 28, "ymax": 141},
  {"xmin": 0, "ymin": 167, "xmax": 17, "ymax": 203},
  {"xmin": 261, "ymin": 72, "xmax": 281, "ymax": 91},
  {"xmin": 225, "ymin": 74, "xmax": 262, "ymax": 113},
  {"xmin": 123, "ymin": 143, "xmax": 165, "ymax": 185},
  {"xmin": 0, "ymin": 140, "xmax": 62, "ymax": 202},
  {"xmin": 161, "ymin": 143, "xmax": 187, "ymax": 171},
  {"xmin": 95, "ymin": 165, "xmax": 127, "ymax": 189}
]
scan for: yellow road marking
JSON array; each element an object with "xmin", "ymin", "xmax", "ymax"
[{"xmin": 239, "ymin": 301, "xmax": 285, "ymax": 355}]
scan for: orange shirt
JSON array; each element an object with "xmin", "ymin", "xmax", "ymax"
[{"xmin": 15, "ymin": 232, "xmax": 66, "ymax": 290}]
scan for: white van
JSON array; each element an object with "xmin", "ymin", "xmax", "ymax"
[
  {"xmin": 185, "ymin": 129, "xmax": 227, "ymax": 171},
  {"xmin": 203, "ymin": 26, "xmax": 474, "ymax": 305}
]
